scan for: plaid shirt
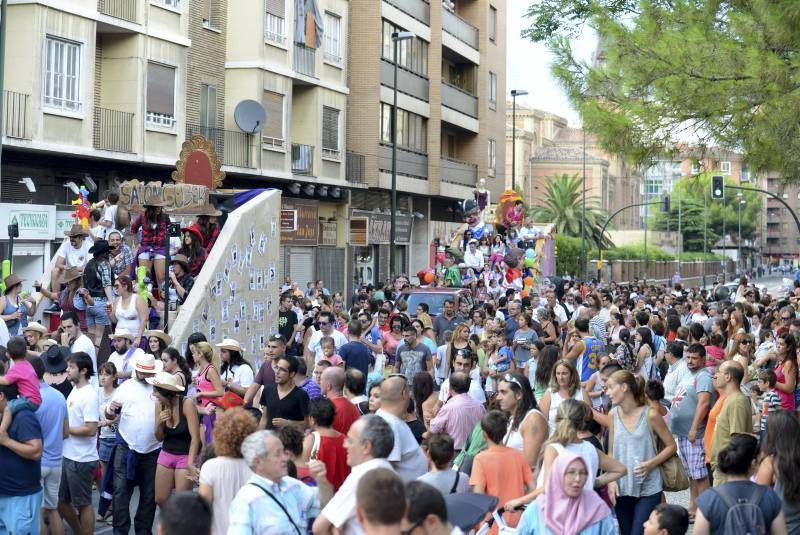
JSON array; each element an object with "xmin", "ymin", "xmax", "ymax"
[
  {"xmin": 112, "ymin": 244, "xmax": 134, "ymax": 277},
  {"xmin": 131, "ymin": 213, "xmax": 168, "ymax": 248}
]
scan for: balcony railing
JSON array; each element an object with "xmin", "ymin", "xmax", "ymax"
[
  {"xmin": 293, "ymin": 44, "xmax": 316, "ymax": 78},
  {"xmin": 441, "ymin": 82, "xmax": 478, "ymax": 118},
  {"xmin": 441, "ymin": 156, "xmax": 478, "ymax": 187},
  {"xmin": 3, "ymin": 91, "xmax": 30, "ymax": 140},
  {"xmin": 380, "ymin": 58, "xmax": 429, "ymax": 102},
  {"xmin": 186, "ymin": 124, "xmax": 257, "ymax": 169},
  {"xmin": 384, "ymin": 0, "xmax": 430, "ymax": 25},
  {"xmin": 378, "ymin": 142, "xmax": 428, "ymax": 180},
  {"xmin": 292, "ymin": 143, "xmax": 314, "ymax": 175},
  {"xmin": 98, "ymin": 0, "xmax": 138, "ymax": 23},
  {"xmin": 93, "ymin": 107, "xmax": 134, "ymax": 153},
  {"xmin": 442, "ymin": 8, "xmax": 479, "ymax": 50},
  {"xmin": 346, "ymin": 151, "xmax": 367, "ymax": 184}
]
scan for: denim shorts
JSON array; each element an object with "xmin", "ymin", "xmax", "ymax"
[
  {"xmin": 98, "ymin": 437, "xmax": 116, "ymax": 463},
  {"xmin": 86, "ymin": 297, "xmax": 111, "ymax": 326},
  {"xmin": 0, "ymin": 490, "xmax": 42, "ymax": 534}
]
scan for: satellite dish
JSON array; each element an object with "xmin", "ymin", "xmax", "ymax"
[{"xmin": 234, "ymin": 100, "xmax": 267, "ymax": 134}]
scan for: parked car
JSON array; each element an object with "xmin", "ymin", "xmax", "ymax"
[{"xmin": 398, "ymin": 287, "xmax": 473, "ymax": 318}]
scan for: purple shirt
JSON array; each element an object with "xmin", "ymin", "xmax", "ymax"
[
  {"xmin": 430, "ymin": 392, "xmax": 486, "ymax": 449},
  {"xmin": 299, "ymin": 377, "xmax": 322, "ymax": 400}
]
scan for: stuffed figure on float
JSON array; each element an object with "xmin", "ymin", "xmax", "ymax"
[
  {"xmin": 71, "ymin": 185, "xmax": 93, "ymax": 229},
  {"xmin": 495, "ymin": 190, "xmax": 526, "ymax": 237},
  {"xmin": 443, "ymin": 247, "xmax": 463, "ymax": 288},
  {"xmin": 462, "ymin": 198, "xmax": 492, "ymax": 243},
  {"xmin": 503, "ymin": 247, "xmax": 525, "ymax": 291}
]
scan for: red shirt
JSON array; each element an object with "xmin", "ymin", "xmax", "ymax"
[
  {"xmin": 331, "ymin": 396, "xmax": 360, "ymax": 435},
  {"xmin": 316, "ymin": 433, "xmax": 351, "ymax": 490}
]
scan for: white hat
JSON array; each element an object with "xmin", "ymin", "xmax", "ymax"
[
  {"xmin": 110, "ymin": 327, "xmax": 136, "ymax": 341},
  {"xmin": 215, "ymin": 338, "xmax": 245, "ymax": 353},
  {"xmin": 145, "ymin": 329, "xmax": 172, "ymax": 346},
  {"xmin": 146, "ymin": 371, "xmax": 183, "ymax": 392},
  {"xmin": 22, "ymin": 322, "xmax": 47, "ymax": 335},
  {"xmin": 134, "ymin": 353, "xmax": 163, "ymax": 375}
]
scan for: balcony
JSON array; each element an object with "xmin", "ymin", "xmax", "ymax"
[
  {"xmin": 3, "ymin": 91, "xmax": 30, "ymax": 140},
  {"xmin": 346, "ymin": 151, "xmax": 367, "ymax": 185},
  {"xmin": 186, "ymin": 124, "xmax": 257, "ymax": 169},
  {"xmin": 383, "ymin": 0, "xmax": 430, "ymax": 25},
  {"xmin": 380, "ymin": 58, "xmax": 429, "ymax": 102},
  {"xmin": 93, "ymin": 107, "xmax": 134, "ymax": 153},
  {"xmin": 98, "ymin": 0, "xmax": 138, "ymax": 23},
  {"xmin": 441, "ymin": 82, "xmax": 478, "ymax": 118},
  {"xmin": 293, "ymin": 44, "xmax": 316, "ymax": 78},
  {"xmin": 378, "ymin": 142, "xmax": 428, "ymax": 180},
  {"xmin": 441, "ymin": 156, "xmax": 477, "ymax": 187},
  {"xmin": 442, "ymin": 8, "xmax": 479, "ymax": 50},
  {"xmin": 292, "ymin": 143, "xmax": 314, "ymax": 175}
]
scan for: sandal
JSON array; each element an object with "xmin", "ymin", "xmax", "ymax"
[{"xmin": 688, "ymin": 512, "xmax": 696, "ymax": 524}]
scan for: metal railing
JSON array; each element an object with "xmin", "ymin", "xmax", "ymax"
[
  {"xmin": 379, "ymin": 58, "xmax": 429, "ymax": 102},
  {"xmin": 292, "ymin": 143, "xmax": 314, "ymax": 175},
  {"xmin": 3, "ymin": 91, "xmax": 30, "ymax": 140},
  {"xmin": 441, "ymin": 156, "xmax": 478, "ymax": 186},
  {"xmin": 378, "ymin": 142, "xmax": 428, "ymax": 180},
  {"xmin": 346, "ymin": 151, "xmax": 367, "ymax": 184},
  {"xmin": 441, "ymin": 82, "xmax": 478, "ymax": 118},
  {"xmin": 384, "ymin": 0, "xmax": 430, "ymax": 25},
  {"xmin": 442, "ymin": 7, "xmax": 479, "ymax": 50},
  {"xmin": 293, "ymin": 44, "xmax": 316, "ymax": 78},
  {"xmin": 93, "ymin": 107, "xmax": 134, "ymax": 152},
  {"xmin": 186, "ymin": 124, "xmax": 256, "ymax": 168},
  {"xmin": 98, "ymin": 0, "xmax": 138, "ymax": 23}
]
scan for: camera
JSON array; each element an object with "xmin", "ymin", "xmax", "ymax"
[{"xmin": 168, "ymin": 222, "xmax": 181, "ymax": 238}]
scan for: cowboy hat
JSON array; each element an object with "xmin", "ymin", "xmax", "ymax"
[
  {"xmin": 143, "ymin": 198, "xmax": 167, "ymax": 207},
  {"xmin": 197, "ymin": 205, "xmax": 222, "ymax": 217},
  {"xmin": 133, "ymin": 353, "xmax": 163, "ymax": 375},
  {"xmin": 89, "ymin": 240, "xmax": 111, "ymax": 256},
  {"xmin": 3, "ymin": 274, "xmax": 24, "ymax": 293},
  {"xmin": 180, "ymin": 226, "xmax": 203, "ymax": 242},
  {"xmin": 62, "ymin": 266, "xmax": 83, "ymax": 284},
  {"xmin": 146, "ymin": 371, "xmax": 184, "ymax": 392},
  {"xmin": 42, "ymin": 345, "xmax": 70, "ymax": 374},
  {"xmin": 64, "ymin": 224, "xmax": 89, "ymax": 238},
  {"xmin": 216, "ymin": 338, "xmax": 245, "ymax": 353},
  {"xmin": 145, "ymin": 329, "xmax": 172, "ymax": 346},
  {"xmin": 170, "ymin": 254, "xmax": 190, "ymax": 271},
  {"xmin": 22, "ymin": 322, "xmax": 47, "ymax": 336},
  {"xmin": 110, "ymin": 327, "xmax": 135, "ymax": 341}
]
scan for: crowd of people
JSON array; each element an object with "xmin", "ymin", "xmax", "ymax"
[{"xmin": 4, "ymin": 202, "xmax": 800, "ymax": 535}]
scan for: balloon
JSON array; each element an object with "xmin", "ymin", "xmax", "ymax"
[
  {"xmin": 523, "ymin": 276, "xmax": 534, "ymax": 287},
  {"xmin": 525, "ymin": 248, "xmax": 535, "ymax": 258},
  {"xmin": 435, "ymin": 252, "xmax": 446, "ymax": 265},
  {"xmin": 520, "ymin": 289, "xmax": 529, "ymax": 298},
  {"xmin": 524, "ymin": 257, "xmax": 535, "ymax": 268}
]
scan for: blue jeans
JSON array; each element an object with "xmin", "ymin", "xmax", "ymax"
[
  {"xmin": 615, "ymin": 492, "xmax": 662, "ymax": 535},
  {"xmin": 7, "ymin": 396, "xmax": 38, "ymax": 416},
  {"xmin": 86, "ymin": 297, "xmax": 111, "ymax": 327},
  {"xmin": 0, "ymin": 490, "xmax": 42, "ymax": 534}
]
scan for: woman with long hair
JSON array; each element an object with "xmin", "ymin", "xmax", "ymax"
[
  {"xmin": 447, "ymin": 323, "xmax": 472, "ymax": 377},
  {"xmin": 160, "ymin": 347, "xmax": 192, "ymax": 394},
  {"xmin": 756, "ymin": 411, "xmax": 800, "ymax": 533},
  {"xmin": 665, "ymin": 314, "xmax": 681, "ymax": 343},
  {"xmin": 216, "ymin": 339, "xmax": 254, "ymax": 398},
  {"xmin": 193, "ymin": 342, "xmax": 224, "ymax": 445},
  {"xmin": 725, "ymin": 309, "xmax": 747, "ymax": 359},
  {"xmin": 605, "ymin": 370, "xmax": 676, "ymax": 535},
  {"xmin": 534, "ymin": 345, "xmax": 561, "ymax": 403},
  {"xmin": 146, "ymin": 330, "xmax": 170, "ymax": 358},
  {"xmin": 614, "ymin": 328, "xmax": 637, "ymax": 373},
  {"xmin": 131, "ymin": 202, "xmax": 170, "ymax": 292},
  {"xmin": 772, "ymin": 333, "xmax": 798, "ymax": 410},
  {"xmin": 512, "ymin": 313, "xmax": 538, "ymax": 375},
  {"xmin": 539, "ymin": 359, "xmax": 585, "ymax": 436},
  {"xmin": 113, "ymin": 274, "xmax": 148, "ymax": 345},
  {"xmin": 635, "ymin": 327, "xmax": 657, "ymax": 380},
  {"xmin": 411, "ymin": 371, "xmax": 437, "ymax": 430},
  {"xmin": 495, "ymin": 373, "xmax": 548, "ymax": 468},
  {"xmin": 381, "ymin": 315, "xmax": 406, "ymax": 366},
  {"xmin": 177, "ymin": 226, "xmax": 207, "ymax": 277},
  {"xmin": 184, "ymin": 331, "xmax": 207, "ymax": 370},
  {"xmin": 695, "ymin": 434, "xmax": 786, "ymax": 535}
]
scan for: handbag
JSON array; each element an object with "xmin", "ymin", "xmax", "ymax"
[{"xmin": 646, "ymin": 408, "xmax": 689, "ymax": 492}]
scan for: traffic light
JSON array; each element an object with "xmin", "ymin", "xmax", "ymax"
[
  {"xmin": 661, "ymin": 195, "xmax": 670, "ymax": 213},
  {"xmin": 712, "ymin": 175, "xmax": 724, "ymax": 199}
]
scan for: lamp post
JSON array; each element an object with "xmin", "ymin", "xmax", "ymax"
[
  {"xmin": 390, "ymin": 31, "xmax": 414, "ymax": 279},
  {"xmin": 510, "ymin": 89, "xmax": 528, "ymax": 190},
  {"xmin": 581, "ymin": 127, "xmax": 587, "ymax": 281},
  {"xmin": 738, "ymin": 194, "xmax": 745, "ymax": 276}
]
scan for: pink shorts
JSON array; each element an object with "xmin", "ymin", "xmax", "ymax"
[{"xmin": 157, "ymin": 449, "xmax": 190, "ymax": 470}]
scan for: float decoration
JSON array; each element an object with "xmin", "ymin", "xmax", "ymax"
[{"xmin": 70, "ymin": 185, "xmax": 92, "ymax": 229}]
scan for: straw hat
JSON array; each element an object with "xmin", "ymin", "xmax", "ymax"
[
  {"xmin": 62, "ymin": 267, "xmax": 82, "ymax": 284},
  {"xmin": 171, "ymin": 254, "xmax": 190, "ymax": 271},
  {"xmin": 64, "ymin": 224, "xmax": 88, "ymax": 238},
  {"xmin": 110, "ymin": 327, "xmax": 135, "ymax": 341},
  {"xmin": 146, "ymin": 371, "xmax": 184, "ymax": 392},
  {"xmin": 145, "ymin": 330, "xmax": 172, "ymax": 346},
  {"xmin": 143, "ymin": 198, "xmax": 167, "ymax": 207},
  {"xmin": 3, "ymin": 274, "xmax": 24, "ymax": 293},
  {"xmin": 216, "ymin": 338, "xmax": 245, "ymax": 353},
  {"xmin": 197, "ymin": 205, "xmax": 222, "ymax": 217},
  {"xmin": 133, "ymin": 353, "xmax": 163, "ymax": 375},
  {"xmin": 22, "ymin": 322, "xmax": 47, "ymax": 336}
]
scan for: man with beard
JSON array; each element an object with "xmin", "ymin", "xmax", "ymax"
[
  {"xmin": 107, "ymin": 230, "xmax": 134, "ymax": 279},
  {"xmin": 105, "ymin": 353, "xmax": 162, "ymax": 534},
  {"xmin": 107, "ymin": 328, "xmax": 145, "ymax": 383}
]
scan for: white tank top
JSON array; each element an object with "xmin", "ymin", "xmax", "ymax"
[
  {"xmin": 547, "ymin": 389, "xmax": 584, "ymax": 436},
  {"xmin": 115, "ymin": 295, "xmax": 140, "ymax": 335},
  {"xmin": 503, "ymin": 408, "xmax": 544, "ymax": 451}
]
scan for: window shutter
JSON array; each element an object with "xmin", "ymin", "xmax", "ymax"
[
  {"xmin": 147, "ymin": 62, "xmax": 175, "ymax": 115},
  {"xmin": 262, "ymin": 91, "xmax": 284, "ymax": 139},
  {"xmin": 265, "ymin": 0, "xmax": 285, "ymax": 17},
  {"xmin": 322, "ymin": 106, "xmax": 339, "ymax": 150}
]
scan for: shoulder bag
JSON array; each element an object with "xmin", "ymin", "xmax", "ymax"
[
  {"xmin": 646, "ymin": 407, "xmax": 689, "ymax": 492},
  {"xmin": 249, "ymin": 482, "xmax": 302, "ymax": 535}
]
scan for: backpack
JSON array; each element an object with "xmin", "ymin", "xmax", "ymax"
[
  {"xmin": 114, "ymin": 204, "xmax": 131, "ymax": 231},
  {"xmin": 713, "ymin": 484, "xmax": 767, "ymax": 535}
]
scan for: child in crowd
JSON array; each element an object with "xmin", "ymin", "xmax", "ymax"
[
  {"xmin": 645, "ymin": 379, "xmax": 670, "ymax": 425},
  {"xmin": 97, "ymin": 362, "xmax": 119, "ymax": 482},
  {"xmin": 757, "ymin": 369, "xmax": 782, "ymax": 441},
  {"xmin": 320, "ymin": 336, "xmax": 344, "ymax": 367},
  {"xmin": 643, "ymin": 503, "xmax": 690, "ymax": 535},
  {"xmin": 585, "ymin": 354, "xmax": 611, "ymax": 412},
  {"xmin": 418, "ymin": 433, "xmax": 470, "ymax": 495},
  {"xmin": 0, "ymin": 337, "xmax": 42, "ymax": 434}
]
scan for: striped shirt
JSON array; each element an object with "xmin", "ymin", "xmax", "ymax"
[
  {"xmin": 760, "ymin": 390, "xmax": 782, "ymax": 432},
  {"xmin": 430, "ymin": 393, "xmax": 486, "ymax": 450}
]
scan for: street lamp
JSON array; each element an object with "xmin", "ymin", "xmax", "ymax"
[
  {"xmin": 389, "ymin": 31, "xmax": 414, "ymax": 278},
  {"xmin": 738, "ymin": 194, "xmax": 745, "ymax": 275},
  {"xmin": 510, "ymin": 89, "xmax": 528, "ymax": 190}
]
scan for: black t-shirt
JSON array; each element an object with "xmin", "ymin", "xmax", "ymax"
[
  {"xmin": 339, "ymin": 341, "xmax": 371, "ymax": 376},
  {"xmin": 696, "ymin": 481, "xmax": 783, "ymax": 535},
  {"xmin": 0, "ymin": 408, "xmax": 41, "ymax": 496},
  {"xmin": 259, "ymin": 384, "xmax": 309, "ymax": 430},
  {"xmin": 278, "ymin": 310, "xmax": 298, "ymax": 342}
]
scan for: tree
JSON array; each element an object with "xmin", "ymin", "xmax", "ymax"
[
  {"xmin": 650, "ymin": 173, "xmax": 762, "ymax": 251},
  {"xmin": 530, "ymin": 173, "xmax": 613, "ymax": 248},
  {"xmin": 524, "ymin": 0, "xmax": 800, "ymax": 180}
]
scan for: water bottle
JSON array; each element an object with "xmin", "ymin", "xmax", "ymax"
[{"xmin": 633, "ymin": 455, "xmax": 644, "ymax": 487}]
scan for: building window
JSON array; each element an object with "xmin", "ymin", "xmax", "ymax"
[
  {"xmin": 146, "ymin": 62, "xmax": 176, "ymax": 130},
  {"xmin": 489, "ymin": 6, "xmax": 497, "ymax": 42},
  {"xmin": 721, "ymin": 160, "xmax": 731, "ymax": 175},
  {"xmin": 264, "ymin": 0, "xmax": 286, "ymax": 45},
  {"xmin": 381, "ymin": 20, "xmax": 428, "ymax": 77},
  {"xmin": 380, "ymin": 103, "xmax": 426, "ymax": 152},
  {"xmin": 323, "ymin": 12, "xmax": 342, "ymax": 65},
  {"xmin": 261, "ymin": 90, "xmax": 284, "ymax": 150},
  {"xmin": 489, "ymin": 71, "xmax": 497, "ymax": 110},
  {"xmin": 488, "ymin": 138, "xmax": 496, "ymax": 176},
  {"xmin": 155, "ymin": 0, "xmax": 181, "ymax": 8},
  {"xmin": 43, "ymin": 36, "xmax": 82, "ymax": 113},
  {"xmin": 200, "ymin": 84, "xmax": 217, "ymax": 128},
  {"xmin": 202, "ymin": 0, "xmax": 219, "ymax": 28},
  {"xmin": 322, "ymin": 106, "xmax": 341, "ymax": 160}
]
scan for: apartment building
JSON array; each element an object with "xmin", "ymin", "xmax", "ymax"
[
  {"xmin": 762, "ymin": 172, "xmax": 797, "ymax": 264},
  {"xmin": 347, "ymin": 0, "xmax": 507, "ymax": 285}
]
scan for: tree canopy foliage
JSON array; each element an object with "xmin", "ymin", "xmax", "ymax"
[{"xmin": 523, "ymin": 0, "xmax": 800, "ymax": 179}]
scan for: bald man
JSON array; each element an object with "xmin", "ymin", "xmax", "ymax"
[
  {"xmin": 320, "ymin": 366, "xmax": 360, "ymax": 434},
  {"xmin": 375, "ymin": 376, "xmax": 427, "ymax": 481}
]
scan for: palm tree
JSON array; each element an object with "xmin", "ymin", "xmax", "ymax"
[{"xmin": 530, "ymin": 173, "xmax": 613, "ymax": 248}]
